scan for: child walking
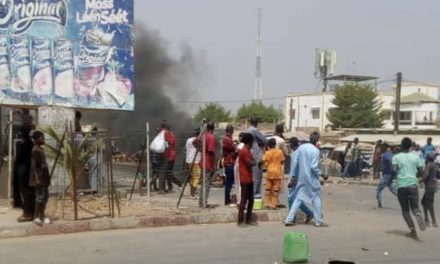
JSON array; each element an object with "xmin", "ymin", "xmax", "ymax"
[
  {"xmin": 421, "ymin": 152, "xmax": 438, "ymax": 227},
  {"xmin": 262, "ymin": 138, "xmax": 285, "ymax": 209},
  {"xmin": 29, "ymin": 131, "xmax": 51, "ymax": 226},
  {"xmin": 237, "ymin": 133, "xmax": 256, "ymax": 227}
]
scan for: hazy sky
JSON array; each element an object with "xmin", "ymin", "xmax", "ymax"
[{"xmin": 135, "ymin": 0, "xmax": 440, "ymax": 112}]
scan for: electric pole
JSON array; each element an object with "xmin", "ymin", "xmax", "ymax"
[
  {"xmin": 394, "ymin": 72, "xmax": 402, "ymax": 134},
  {"xmin": 254, "ymin": 8, "xmax": 262, "ymax": 100}
]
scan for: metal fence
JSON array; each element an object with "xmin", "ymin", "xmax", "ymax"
[
  {"xmin": 45, "ymin": 126, "xmax": 222, "ymax": 221},
  {"xmin": 45, "ymin": 129, "xmax": 116, "ymax": 221}
]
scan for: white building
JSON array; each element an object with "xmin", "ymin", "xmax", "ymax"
[{"xmin": 285, "ymin": 81, "xmax": 440, "ymax": 131}]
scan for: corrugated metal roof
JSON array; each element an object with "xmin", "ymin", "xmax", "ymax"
[{"xmin": 324, "ymin": 74, "xmax": 378, "ymax": 82}]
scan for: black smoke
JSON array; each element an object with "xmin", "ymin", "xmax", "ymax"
[{"xmin": 84, "ymin": 26, "xmax": 199, "ymax": 151}]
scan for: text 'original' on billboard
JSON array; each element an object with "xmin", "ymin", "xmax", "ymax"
[{"xmin": 0, "ymin": 0, "xmax": 135, "ymax": 110}]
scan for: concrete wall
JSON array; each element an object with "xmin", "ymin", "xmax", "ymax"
[{"xmin": 285, "ymin": 93, "xmax": 334, "ymax": 131}]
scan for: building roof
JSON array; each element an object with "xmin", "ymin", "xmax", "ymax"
[
  {"xmin": 324, "ymin": 74, "xmax": 378, "ymax": 82},
  {"xmin": 398, "ymin": 92, "xmax": 439, "ymax": 104},
  {"xmin": 341, "ymin": 134, "xmax": 440, "ymax": 146},
  {"xmin": 286, "ymin": 91, "xmax": 333, "ymax": 97}
]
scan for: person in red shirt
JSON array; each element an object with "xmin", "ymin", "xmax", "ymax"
[
  {"xmin": 159, "ymin": 122, "xmax": 180, "ymax": 193},
  {"xmin": 238, "ymin": 133, "xmax": 257, "ymax": 226},
  {"xmin": 195, "ymin": 122, "xmax": 217, "ymax": 208},
  {"xmin": 222, "ymin": 124, "xmax": 237, "ymax": 205},
  {"xmin": 372, "ymin": 140, "xmax": 383, "ymax": 180}
]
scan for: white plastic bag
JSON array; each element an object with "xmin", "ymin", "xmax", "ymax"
[{"xmin": 150, "ymin": 130, "xmax": 166, "ymax": 153}]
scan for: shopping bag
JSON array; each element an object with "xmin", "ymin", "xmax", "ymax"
[{"xmin": 150, "ymin": 130, "xmax": 166, "ymax": 153}]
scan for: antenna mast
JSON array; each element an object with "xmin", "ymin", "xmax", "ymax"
[{"xmin": 254, "ymin": 7, "xmax": 262, "ymax": 100}]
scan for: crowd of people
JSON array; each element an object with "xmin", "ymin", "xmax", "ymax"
[
  {"xmin": 371, "ymin": 136, "xmax": 439, "ymax": 240},
  {"xmin": 140, "ymin": 116, "xmax": 331, "ymax": 227},
  {"xmin": 340, "ymin": 137, "xmax": 363, "ymax": 178},
  {"xmin": 144, "ymin": 118, "xmax": 285, "ymax": 220},
  {"xmin": 11, "ymin": 109, "xmax": 439, "ymax": 237}
]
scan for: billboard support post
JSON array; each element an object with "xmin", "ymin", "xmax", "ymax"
[{"xmin": 7, "ymin": 110, "xmax": 12, "ymax": 201}]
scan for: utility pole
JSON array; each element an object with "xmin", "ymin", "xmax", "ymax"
[
  {"xmin": 254, "ymin": 8, "xmax": 262, "ymax": 100},
  {"xmin": 322, "ymin": 64, "xmax": 328, "ymax": 92},
  {"xmin": 394, "ymin": 72, "xmax": 402, "ymax": 134}
]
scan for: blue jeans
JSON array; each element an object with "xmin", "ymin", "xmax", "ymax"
[
  {"xmin": 376, "ymin": 173, "xmax": 397, "ymax": 202},
  {"xmin": 341, "ymin": 161, "xmax": 352, "ymax": 178},
  {"xmin": 252, "ymin": 165, "xmax": 263, "ymax": 196},
  {"xmin": 286, "ymin": 192, "xmax": 323, "ymax": 225},
  {"xmin": 224, "ymin": 165, "xmax": 234, "ymax": 205},
  {"xmin": 35, "ymin": 186, "xmax": 49, "ymax": 204},
  {"xmin": 355, "ymin": 159, "xmax": 363, "ymax": 176}
]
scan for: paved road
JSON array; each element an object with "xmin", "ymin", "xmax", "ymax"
[{"xmin": 1, "ymin": 184, "xmax": 439, "ymax": 264}]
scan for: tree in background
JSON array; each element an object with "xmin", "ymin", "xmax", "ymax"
[
  {"xmin": 327, "ymin": 84, "xmax": 384, "ymax": 128},
  {"xmin": 236, "ymin": 101, "xmax": 283, "ymax": 123},
  {"xmin": 193, "ymin": 102, "xmax": 233, "ymax": 124}
]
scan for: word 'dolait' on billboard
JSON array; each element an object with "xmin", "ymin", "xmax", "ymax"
[{"xmin": 0, "ymin": 0, "xmax": 135, "ymax": 111}]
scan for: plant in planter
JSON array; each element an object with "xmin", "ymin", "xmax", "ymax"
[{"xmin": 43, "ymin": 126, "xmax": 97, "ymax": 192}]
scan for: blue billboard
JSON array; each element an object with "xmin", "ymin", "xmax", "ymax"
[{"xmin": 0, "ymin": 0, "xmax": 135, "ymax": 110}]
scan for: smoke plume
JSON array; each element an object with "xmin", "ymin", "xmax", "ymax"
[{"xmin": 84, "ymin": 26, "xmax": 200, "ymax": 150}]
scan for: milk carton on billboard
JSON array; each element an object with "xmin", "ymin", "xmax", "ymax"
[
  {"xmin": 0, "ymin": 37, "xmax": 10, "ymax": 92},
  {"xmin": 10, "ymin": 36, "xmax": 31, "ymax": 100},
  {"xmin": 54, "ymin": 38, "xmax": 74, "ymax": 101},
  {"xmin": 32, "ymin": 38, "xmax": 53, "ymax": 103}
]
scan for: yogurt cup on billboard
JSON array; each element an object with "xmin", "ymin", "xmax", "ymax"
[
  {"xmin": 75, "ymin": 29, "xmax": 113, "ymax": 105},
  {"xmin": 32, "ymin": 38, "xmax": 53, "ymax": 103},
  {"xmin": 0, "ymin": 37, "xmax": 10, "ymax": 91},
  {"xmin": 54, "ymin": 38, "xmax": 74, "ymax": 100},
  {"xmin": 10, "ymin": 36, "xmax": 31, "ymax": 95}
]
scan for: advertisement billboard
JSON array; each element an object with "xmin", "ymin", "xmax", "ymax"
[{"xmin": 0, "ymin": 0, "xmax": 135, "ymax": 110}]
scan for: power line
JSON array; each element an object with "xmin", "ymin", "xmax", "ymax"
[
  {"xmin": 175, "ymin": 77, "xmax": 401, "ymax": 105},
  {"xmin": 400, "ymin": 79, "xmax": 440, "ymax": 87},
  {"xmin": 175, "ymin": 96, "xmax": 285, "ymax": 104},
  {"xmin": 376, "ymin": 78, "xmax": 396, "ymax": 84}
]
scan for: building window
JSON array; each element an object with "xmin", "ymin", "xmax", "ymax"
[
  {"xmin": 400, "ymin": 111, "xmax": 412, "ymax": 121},
  {"xmin": 415, "ymin": 111, "xmax": 435, "ymax": 125},
  {"xmin": 311, "ymin": 108, "xmax": 320, "ymax": 119},
  {"xmin": 399, "ymin": 111, "xmax": 412, "ymax": 125},
  {"xmin": 291, "ymin": 109, "xmax": 296, "ymax": 120}
]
